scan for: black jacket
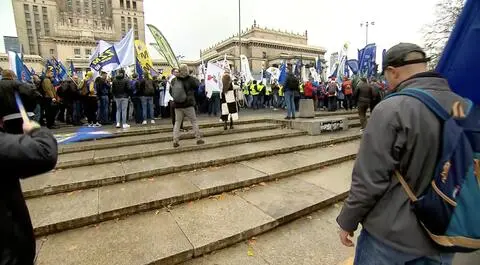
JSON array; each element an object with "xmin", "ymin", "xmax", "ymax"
[
  {"xmin": 170, "ymin": 75, "xmax": 197, "ymax": 108},
  {"xmin": 284, "ymin": 73, "xmax": 299, "ymax": 92},
  {"xmin": 0, "ymin": 128, "xmax": 57, "ymax": 265},
  {"xmin": 111, "ymin": 74, "xmax": 130, "ymax": 99},
  {"xmin": 0, "ymin": 80, "xmax": 40, "ymax": 118},
  {"xmin": 355, "ymin": 81, "xmax": 373, "ymax": 105},
  {"xmin": 138, "ymin": 79, "xmax": 155, "ymax": 97}
]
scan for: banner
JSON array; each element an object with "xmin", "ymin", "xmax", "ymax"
[
  {"xmin": 134, "ymin": 40, "xmax": 155, "ymax": 76},
  {"xmin": 436, "ymin": 0, "xmax": 480, "ymax": 104},
  {"xmin": 346, "ymin": 59, "xmax": 359, "ymax": 74},
  {"xmin": 90, "ymin": 46, "xmax": 120, "ymax": 72},
  {"xmin": 358, "ymin": 43, "xmax": 376, "ymax": 76},
  {"xmin": 69, "ymin": 61, "xmax": 76, "ymax": 76},
  {"xmin": 52, "ymin": 57, "xmax": 69, "ymax": 80},
  {"xmin": 89, "ymin": 29, "xmax": 135, "ymax": 73},
  {"xmin": 147, "ymin": 24, "xmax": 179, "ymax": 68},
  {"xmin": 316, "ymin": 55, "xmax": 322, "ymax": 74},
  {"xmin": 240, "ymin": 54, "xmax": 254, "ymax": 83},
  {"xmin": 278, "ymin": 62, "xmax": 287, "ymax": 86},
  {"xmin": 135, "ymin": 58, "xmax": 144, "ymax": 78},
  {"xmin": 8, "ymin": 51, "xmax": 31, "ymax": 83},
  {"xmin": 205, "ymin": 62, "xmax": 223, "ymax": 99}
]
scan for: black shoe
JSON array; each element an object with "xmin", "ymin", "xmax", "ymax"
[
  {"xmin": 197, "ymin": 139, "xmax": 205, "ymax": 145},
  {"xmin": 292, "ymin": 116, "xmax": 296, "ymax": 120},
  {"xmin": 224, "ymin": 125, "xmax": 228, "ymax": 130},
  {"xmin": 284, "ymin": 117, "xmax": 291, "ymax": 120},
  {"xmin": 173, "ymin": 142, "xmax": 180, "ymax": 148}
]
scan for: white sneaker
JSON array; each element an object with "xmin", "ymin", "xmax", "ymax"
[
  {"xmin": 150, "ymin": 120, "xmax": 155, "ymax": 124},
  {"xmin": 122, "ymin": 124, "xmax": 130, "ymax": 129},
  {"xmin": 360, "ymin": 129, "xmax": 364, "ymax": 133},
  {"xmin": 116, "ymin": 123, "xmax": 121, "ymax": 128},
  {"xmin": 142, "ymin": 120, "xmax": 147, "ymax": 125},
  {"xmin": 88, "ymin": 123, "xmax": 94, "ymax": 128},
  {"xmin": 94, "ymin": 122, "xmax": 102, "ymax": 127}
]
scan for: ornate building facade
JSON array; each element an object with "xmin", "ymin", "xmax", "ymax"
[
  {"xmin": 11, "ymin": 0, "xmax": 145, "ymax": 71},
  {"xmin": 199, "ymin": 21, "xmax": 327, "ymax": 76}
]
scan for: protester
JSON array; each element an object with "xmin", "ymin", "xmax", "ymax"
[
  {"xmin": 355, "ymin": 77, "xmax": 373, "ymax": 131},
  {"xmin": 139, "ymin": 73, "xmax": 156, "ymax": 125},
  {"xmin": 165, "ymin": 68, "xmax": 184, "ymax": 130},
  {"xmin": 112, "ymin": 69, "xmax": 130, "ymax": 129},
  {"xmin": 220, "ymin": 71, "xmax": 238, "ymax": 130},
  {"xmin": 342, "ymin": 76, "xmax": 354, "ymax": 110},
  {"xmin": 170, "ymin": 64, "xmax": 204, "ymax": 148},
  {"xmin": 327, "ymin": 78, "xmax": 338, "ymax": 111},
  {"xmin": 83, "ymin": 72, "xmax": 101, "ymax": 127},
  {"xmin": 0, "ymin": 115, "xmax": 57, "ymax": 265},
  {"xmin": 41, "ymin": 69, "xmax": 59, "ymax": 129},
  {"xmin": 337, "ymin": 43, "xmax": 459, "ymax": 265},
  {"xmin": 95, "ymin": 71, "xmax": 111, "ymax": 125},
  {"xmin": 284, "ymin": 64, "xmax": 299, "ymax": 119}
]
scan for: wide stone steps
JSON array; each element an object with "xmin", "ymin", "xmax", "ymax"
[
  {"xmin": 57, "ymin": 122, "xmax": 282, "ymax": 154},
  {"xmin": 27, "ymin": 140, "xmax": 359, "ymax": 237},
  {"xmin": 56, "ymin": 127, "xmax": 306, "ymax": 169},
  {"xmin": 33, "ymin": 158, "xmax": 357, "ymax": 265},
  {"xmin": 22, "ymin": 130, "xmax": 362, "ymax": 199}
]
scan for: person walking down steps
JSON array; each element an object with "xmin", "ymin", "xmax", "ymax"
[
  {"xmin": 220, "ymin": 71, "xmax": 238, "ymax": 130},
  {"xmin": 170, "ymin": 64, "xmax": 204, "ymax": 148}
]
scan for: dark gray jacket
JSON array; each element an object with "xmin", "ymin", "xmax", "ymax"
[
  {"xmin": 337, "ymin": 72, "xmax": 466, "ymax": 256},
  {"xmin": 355, "ymin": 81, "xmax": 373, "ymax": 105}
]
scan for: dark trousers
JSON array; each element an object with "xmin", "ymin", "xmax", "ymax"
[
  {"xmin": 208, "ymin": 93, "xmax": 220, "ymax": 115},
  {"xmin": 85, "ymin": 96, "xmax": 98, "ymax": 124},
  {"xmin": 45, "ymin": 99, "xmax": 58, "ymax": 128},
  {"xmin": 370, "ymin": 98, "xmax": 380, "ymax": 112},
  {"xmin": 344, "ymin": 94, "xmax": 353, "ymax": 110},
  {"xmin": 72, "ymin": 100, "xmax": 82, "ymax": 125},
  {"xmin": 328, "ymin": 96, "xmax": 337, "ymax": 111},
  {"xmin": 358, "ymin": 103, "xmax": 369, "ymax": 129},
  {"xmin": 132, "ymin": 97, "xmax": 143, "ymax": 123}
]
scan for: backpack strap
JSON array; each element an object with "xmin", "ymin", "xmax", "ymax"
[{"xmin": 386, "ymin": 88, "xmax": 450, "ymax": 121}]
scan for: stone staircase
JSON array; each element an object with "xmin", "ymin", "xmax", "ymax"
[{"xmin": 26, "ymin": 113, "xmax": 363, "ymax": 265}]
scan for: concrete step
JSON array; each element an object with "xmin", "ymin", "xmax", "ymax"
[
  {"xmin": 181, "ymin": 202, "xmax": 356, "ymax": 265},
  {"xmin": 22, "ymin": 129, "xmax": 362, "ymax": 199},
  {"xmin": 58, "ymin": 123, "xmax": 282, "ymax": 154},
  {"xmin": 28, "ymin": 141, "xmax": 359, "ymax": 237},
  {"xmin": 34, "ymin": 160, "xmax": 356, "ymax": 265},
  {"xmin": 56, "ymin": 127, "xmax": 306, "ymax": 169}
]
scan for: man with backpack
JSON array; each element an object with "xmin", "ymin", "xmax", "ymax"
[
  {"xmin": 336, "ymin": 43, "xmax": 470, "ymax": 264},
  {"xmin": 170, "ymin": 64, "xmax": 204, "ymax": 148},
  {"xmin": 342, "ymin": 76, "xmax": 354, "ymax": 110},
  {"xmin": 327, "ymin": 78, "xmax": 338, "ymax": 112}
]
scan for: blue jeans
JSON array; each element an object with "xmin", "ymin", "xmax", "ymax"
[
  {"xmin": 33, "ymin": 104, "xmax": 41, "ymax": 122},
  {"xmin": 284, "ymin": 90, "xmax": 295, "ymax": 118},
  {"xmin": 140, "ymin": 96, "xmax": 154, "ymax": 121},
  {"xmin": 115, "ymin": 98, "xmax": 129, "ymax": 125},
  {"xmin": 355, "ymin": 229, "xmax": 454, "ymax": 265},
  {"xmin": 97, "ymin": 95, "xmax": 109, "ymax": 124},
  {"xmin": 72, "ymin": 100, "xmax": 82, "ymax": 124},
  {"xmin": 246, "ymin": 95, "xmax": 253, "ymax": 108}
]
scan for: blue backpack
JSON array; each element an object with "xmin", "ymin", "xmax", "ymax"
[{"xmin": 387, "ymin": 88, "xmax": 480, "ymax": 252}]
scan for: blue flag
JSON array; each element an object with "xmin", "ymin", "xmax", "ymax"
[
  {"xmin": 90, "ymin": 46, "xmax": 120, "ymax": 72},
  {"xmin": 358, "ymin": 43, "xmax": 376, "ymax": 77},
  {"xmin": 346, "ymin": 59, "xmax": 359, "ymax": 74},
  {"xmin": 45, "ymin": 59, "xmax": 59, "ymax": 84},
  {"xmin": 294, "ymin": 59, "xmax": 302, "ymax": 77},
  {"xmin": 55, "ymin": 127, "xmax": 113, "ymax": 144},
  {"xmin": 436, "ymin": 0, "xmax": 480, "ymax": 104},
  {"xmin": 316, "ymin": 56, "xmax": 322, "ymax": 74},
  {"xmin": 368, "ymin": 46, "xmax": 377, "ymax": 77},
  {"xmin": 69, "ymin": 61, "xmax": 76, "ymax": 76},
  {"xmin": 278, "ymin": 62, "xmax": 287, "ymax": 86},
  {"xmin": 135, "ymin": 58, "xmax": 144, "ymax": 79}
]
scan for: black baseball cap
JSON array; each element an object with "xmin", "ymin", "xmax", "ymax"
[{"xmin": 382, "ymin": 43, "xmax": 430, "ymax": 74}]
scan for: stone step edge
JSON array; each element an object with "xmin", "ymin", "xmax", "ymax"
[
  {"xmin": 56, "ymin": 130, "xmax": 305, "ymax": 169},
  {"xmin": 33, "ymin": 153, "xmax": 355, "ymax": 238},
  {"xmin": 59, "ymin": 124, "xmax": 283, "ymax": 154},
  {"xmin": 24, "ymin": 134, "xmax": 361, "ymax": 199}
]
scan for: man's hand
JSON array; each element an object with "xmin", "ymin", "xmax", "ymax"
[
  {"xmin": 23, "ymin": 120, "xmax": 41, "ymax": 134},
  {"xmin": 52, "ymin": 98, "xmax": 57, "ymax": 102},
  {"xmin": 339, "ymin": 229, "xmax": 355, "ymax": 247}
]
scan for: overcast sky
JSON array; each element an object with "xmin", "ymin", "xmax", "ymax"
[{"xmin": 0, "ymin": 0, "xmax": 440, "ymax": 63}]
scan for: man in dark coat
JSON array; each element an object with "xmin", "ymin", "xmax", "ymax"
[{"xmin": 0, "ymin": 119, "xmax": 57, "ymax": 265}]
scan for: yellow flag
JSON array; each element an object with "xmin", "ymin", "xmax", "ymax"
[{"xmin": 134, "ymin": 40, "xmax": 155, "ymax": 76}]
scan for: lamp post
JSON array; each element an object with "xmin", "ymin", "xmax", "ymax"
[
  {"xmin": 238, "ymin": 0, "xmax": 242, "ymax": 78},
  {"xmin": 360, "ymin": 21, "xmax": 375, "ymax": 46}
]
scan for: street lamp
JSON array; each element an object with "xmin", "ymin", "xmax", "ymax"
[{"xmin": 360, "ymin": 21, "xmax": 375, "ymax": 46}]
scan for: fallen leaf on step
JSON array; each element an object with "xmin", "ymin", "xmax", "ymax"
[
  {"xmin": 155, "ymin": 210, "xmax": 160, "ymax": 215},
  {"xmin": 68, "ymin": 245, "xmax": 78, "ymax": 251},
  {"xmin": 188, "ymin": 201, "xmax": 194, "ymax": 207},
  {"xmin": 148, "ymin": 178, "xmax": 155, "ymax": 182},
  {"xmin": 328, "ymin": 144, "xmax": 335, "ymax": 147},
  {"xmin": 67, "ymin": 192, "xmax": 74, "ymax": 196},
  {"xmin": 259, "ymin": 182, "xmax": 267, "ymax": 186},
  {"xmin": 247, "ymin": 246, "xmax": 254, "ymax": 256},
  {"xmin": 307, "ymin": 216, "xmax": 313, "ymax": 220}
]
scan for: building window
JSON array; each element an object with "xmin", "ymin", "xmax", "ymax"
[
  {"xmin": 262, "ymin": 52, "xmax": 267, "ymax": 59},
  {"xmin": 126, "ymin": 0, "xmax": 130, "ymax": 9},
  {"xmin": 134, "ymin": 31, "xmax": 138, "ymax": 39},
  {"xmin": 85, "ymin": 48, "xmax": 92, "ymax": 55},
  {"xmin": 24, "ymin": 4, "xmax": 29, "ymax": 11},
  {"xmin": 45, "ymin": 29, "xmax": 50, "ymax": 36},
  {"xmin": 29, "ymin": 45, "xmax": 35, "ymax": 54},
  {"xmin": 50, "ymin": 49, "xmax": 54, "ymax": 55},
  {"xmin": 34, "ymin": 14, "xmax": 40, "ymax": 22},
  {"xmin": 74, "ymin": 48, "xmax": 81, "ymax": 55},
  {"xmin": 132, "ymin": 1, "xmax": 136, "ymax": 9},
  {"xmin": 42, "ymin": 6, "xmax": 47, "ymax": 13},
  {"xmin": 94, "ymin": 20, "xmax": 98, "ymax": 26},
  {"xmin": 120, "ymin": 0, "xmax": 124, "ymax": 8},
  {"xmin": 27, "ymin": 29, "xmax": 33, "ymax": 35},
  {"xmin": 127, "ymin": 17, "xmax": 131, "ymax": 24},
  {"xmin": 121, "ymin": 16, "xmax": 125, "ymax": 23},
  {"xmin": 43, "ymin": 15, "xmax": 47, "ymax": 21},
  {"xmin": 33, "ymin": 5, "xmax": 38, "ymax": 12},
  {"xmin": 35, "ymin": 22, "xmax": 41, "ymax": 28},
  {"xmin": 133, "ymin": 17, "xmax": 137, "ymax": 25}
]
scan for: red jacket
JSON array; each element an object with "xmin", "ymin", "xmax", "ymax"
[{"xmin": 304, "ymin": 81, "xmax": 313, "ymax": 97}]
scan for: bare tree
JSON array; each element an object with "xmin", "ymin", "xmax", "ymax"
[{"xmin": 423, "ymin": 0, "xmax": 465, "ymax": 68}]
